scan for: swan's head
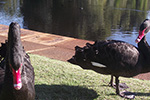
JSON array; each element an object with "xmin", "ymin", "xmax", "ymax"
[
  {"xmin": 8, "ymin": 22, "xmax": 23, "ymax": 90},
  {"xmin": 68, "ymin": 46, "xmax": 86, "ymax": 65},
  {"xmin": 68, "ymin": 43, "xmax": 95, "ymax": 69},
  {"xmin": 135, "ymin": 19, "xmax": 150, "ymax": 43}
]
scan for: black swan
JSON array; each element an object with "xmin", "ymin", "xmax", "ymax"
[
  {"xmin": 68, "ymin": 19, "xmax": 150, "ymax": 99},
  {"xmin": 0, "ymin": 22, "xmax": 35, "ymax": 100}
]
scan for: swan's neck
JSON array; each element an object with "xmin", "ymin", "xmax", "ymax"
[
  {"xmin": 7, "ymin": 30, "xmax": 24, "ymax": 70},
  {"xmin": 8, "ymin": 31, "xmax": 23, "ymax": 53},
  {"xmin": 138, "ymin": 36, "xmax": 150, "ymax": 64}
]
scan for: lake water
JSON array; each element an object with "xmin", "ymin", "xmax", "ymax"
[{"xmin": 1, "ymin": 0, "xmax": 150, "ymax": 46}]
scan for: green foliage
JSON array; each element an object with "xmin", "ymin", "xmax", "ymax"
[{"xmin": 30, "ymin": 54, "xmax": 150, "ymax": 100}]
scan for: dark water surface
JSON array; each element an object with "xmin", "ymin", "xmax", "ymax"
[{"xmin": 1, "ymin": 0, "xmax": 150, "ymax": 46}]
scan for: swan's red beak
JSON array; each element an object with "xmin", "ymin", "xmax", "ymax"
[
  {"xmin": 12, "ymin": 65, "xmax": 22, "ymax": 90},
  {"xmin": 135, "ymin": 28, "xmax": 147, "ymax": 43}
]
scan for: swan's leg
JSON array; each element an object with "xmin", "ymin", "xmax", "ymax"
[
  {"xmin": 109, "ymin": 75, "xmax": 115, "ymax": 87},
  {"xmin": 109, "ymin": 75, "xmax": 129, "ymax": 90},
  {"xmin": 115, "ymin": 76, "xmax": 120, "ymax": 95},
  {"xmin": 115, "ymin": 76, "xmax": 135, "ymax": 99}
]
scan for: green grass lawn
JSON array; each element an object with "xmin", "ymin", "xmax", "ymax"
[{"xmin": 30, "ymin": 54, "xmax": 150, "ymax": 100}]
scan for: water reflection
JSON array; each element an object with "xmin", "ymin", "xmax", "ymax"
[
  {"xmin": 1, "ymin": 0, "xmax": 150, "ymax": 46},
  {"xmin": 0, "ymin": 0, "xmax": 23, "ymax": 27}
]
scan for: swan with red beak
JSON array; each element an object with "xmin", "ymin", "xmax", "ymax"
[
  {"xmin": 0, "ymin": 22, "xmax": 35, "ymax": 100},
  {"xmin": 8, "ymin": 22, "xmax": 24, "ymax": 90},
  {"xmin": 68, "ymin": 19, "xmax": 150, "ymax": 99},
  {"xmin": 135, "ymin": 19, "xmax": 150, "ymax": 43}
]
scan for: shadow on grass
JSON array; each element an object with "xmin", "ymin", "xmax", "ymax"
[
  {"xmin": 109, "ymin": 91, "xmax": 150, "ymax": 97},
  {"xmin": 102, "ymin": 84, "xmax": 150, "ymax": 98},
  {"xmin": 135, "ymin": 92, "xmax": 150, "ymax": 96},
  {"xmin": 35, "ymin": 84, "xmax": 98, "ymax": 100}
]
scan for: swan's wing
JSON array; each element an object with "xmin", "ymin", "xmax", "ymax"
[{"xmin": 92, "ymin": 40, "xmax": 139, "ymax": 68}]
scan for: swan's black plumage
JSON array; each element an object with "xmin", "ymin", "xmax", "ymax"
[
  {"xmin": 68, "ymin": 19, "xmax": 150, "ymax": 98},
  {"xmin": 0, "ymin": 22, "xmax": 35, "ymax": 100},
  {"xmin": 85, "ymin": 40, "xmax": 142, "ymax": 77}
]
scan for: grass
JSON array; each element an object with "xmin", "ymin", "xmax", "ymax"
[{"xmin": 30, "ymin": 54, "xmax": 150, "ymax": 100}]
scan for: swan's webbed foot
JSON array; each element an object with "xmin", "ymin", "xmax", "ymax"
[
  {"xmin": 115, "ymin": 76, "xmax": 135, "ymax": 99},
  {"xmin": 119, "ymin": 91, "xmax": 135, "ymax": 99},
  {"xmin": 112, "ymin": 83, "xmax": 129, "ymax": 90}
]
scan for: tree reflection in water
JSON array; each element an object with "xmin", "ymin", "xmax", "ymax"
[{"xmin": 0, "ymin": 0, "xmax": 150, "ymax": 43}]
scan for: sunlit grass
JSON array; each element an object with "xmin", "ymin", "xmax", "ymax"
[{"xmin": 30, "ymin": 54, "xmax": 150, "ymax": 100}]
